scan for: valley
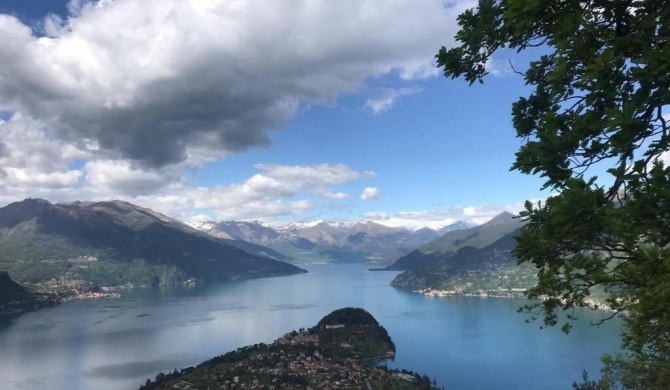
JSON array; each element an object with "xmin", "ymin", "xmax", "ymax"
[{"xmin": 0, "ymin": 197, "xmax": 543, "ymax": 314}]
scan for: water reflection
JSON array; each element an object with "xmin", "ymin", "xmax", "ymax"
[{"xmin": 0, "ymin": 264, "xmax": 621, "ymax": 390}]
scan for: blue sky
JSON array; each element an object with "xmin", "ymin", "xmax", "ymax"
[
  {"xmin": 0, "ymin": 0, "xmax": 554, "ymax": 228},
  {"xmin": 208, "ymin": 72, "xmax": 547, "ymax": 217}
]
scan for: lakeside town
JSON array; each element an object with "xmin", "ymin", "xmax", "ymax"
[
  {"xmin": 138, "ymin": 308, "xmax": 441, "ymax": 390},
  {"xmin": 417, "ymin": 287, "xmax": 527, "ymax": 298}
]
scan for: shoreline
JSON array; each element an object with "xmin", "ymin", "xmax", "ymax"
[
  {"xmin": 416, "ymin": 287, "xmax": 528, "ymax": 299},
  {"xmin": 414, "ymin": 288, "xmax": 616, "ymax": 312},
  {"xmin": 0, "ymin": 269, "xmax": 308, "ymax": 317}
]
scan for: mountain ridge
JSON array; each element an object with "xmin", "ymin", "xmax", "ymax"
[
  {"xmin": 0, "ymin": 199, "xmax": 305, "ymax": 298},
  {"xmin": 192, "ymin": 218, "xmax": 475, "ymax": 265},
  {"xmin": 390, "ymin": 227, "xmax": 525, "ymax": 291},
  {"xmin": 386, "ymin": 211, "xmax": 522, "ymax": 271}
]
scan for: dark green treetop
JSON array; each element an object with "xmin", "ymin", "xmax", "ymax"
[{"xmin": 436, "ymin": 1, "xmax": 670, "ymax": 388}]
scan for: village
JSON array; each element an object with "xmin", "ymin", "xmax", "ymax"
[{"xmin": 141, "ymin": 314, "xmax": 438, "ymax": 390}]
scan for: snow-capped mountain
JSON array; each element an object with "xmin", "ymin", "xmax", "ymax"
[
  {"xmin": 275, "ymin": 220, "xmax": 356, "ymax": 232},
  {"xmin": 189, "ymin": 218, "xmax": 473, "ymax": 265}
]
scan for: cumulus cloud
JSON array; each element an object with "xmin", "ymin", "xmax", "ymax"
[
  {"xmin": 362, "ymin": 202, "xmax": 535, "ymax": 229},
  {"xmin": 484, "ymin": 57, "xmax": 514, "ymax": 77},
  {"xmin": 84, "ymin": 159, "xmax": 183, "ymax": 196},
  {"xmin": 0, "ymin": 0, "xmax": 474, "ymax": 168},
  {"xmin": 361, "ymin": 187, "xmax": 381, "ymax": 200},
  {"xmin": 135, "ymin": 162, "xmax": 372, "ymax": 220},
  {"xmin": 365, "ymin": 87, "xmax": 422, "ymax": 113},
  {"xmin": 313, "ymin": 189, "xmax": 352, "ymax": 200},
  {"xmin": 0, "ymin": 114, "xmax": 88, "ymax": 191},
  {"xmin": 0, "ymin": 113, "xmax": 376, "ymax": 220},
  {"xmin": 189, "ymin": 163, "xmax": 374, "ymax": 218}
]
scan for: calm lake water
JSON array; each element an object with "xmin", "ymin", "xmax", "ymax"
[{"xmin": 0, "ymin": 264, "xmax": 622, "ymax": 390}]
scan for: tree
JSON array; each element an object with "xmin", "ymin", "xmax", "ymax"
[{"xmin": 436, "ymin": 1, "xmax": 670, "ymax": 388}]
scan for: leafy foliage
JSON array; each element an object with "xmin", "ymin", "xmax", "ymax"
[
  {"xmin": 313, "ymin": 308, "xmax": 396, "ymax": 360},
  {"xmin": 437, "ymin": 0, "xmax": 670, "ymax": 388},
  {"xmin": 316, "ymin": 307, "xmax": 381, "ymax": 327}
]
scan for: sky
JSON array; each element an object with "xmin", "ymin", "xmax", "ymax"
[{"xmin": 0, "ymin": 0, "xmax": 553, "ymax": 228}]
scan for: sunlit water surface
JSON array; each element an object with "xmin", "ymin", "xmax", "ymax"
[{"xmin": 0, "ymin": 264, "xmax": 621, "ymax": 390}]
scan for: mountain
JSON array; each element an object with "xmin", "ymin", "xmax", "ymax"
[
  {"xmin": 437, "ymin": 220, "xmax": 475, "ymax": 235},
  {"xmin": 386, "ymin": 211, "xmax": 522, "ymax": 271},
  {"xmin": 221, "ymin": 238, "xmax": 293, "ymax": 263},
  {"xmin": 197, "ymin": 219, "xmax": 465, "ymax": 265},
  {"xmin": 390, "ymin": 228, "xmax": 526, "ymax": 290},
  {"xmin": 206, "ymin": 220, "xmax": 280, "ymax": 242},
  {"xmin": 138, "ymin": 308, "xmax": 439, "ymax": 390},
  {"xmin": 0, "ymin": 199, "xmax": 305, "ymax": 296}
]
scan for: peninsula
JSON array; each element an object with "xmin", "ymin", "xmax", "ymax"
[{"xmin": 138, "ymin": 308, "xmax": 441, "ymax": 390}]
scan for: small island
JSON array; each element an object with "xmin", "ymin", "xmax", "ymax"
[{"xmin": 138, "ymin": 308, "xmax": 441, "ymax": 390}]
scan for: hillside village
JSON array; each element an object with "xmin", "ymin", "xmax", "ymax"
[{"xmin": 139, "ymin": 308, "xmax": 440, "ymax": 390}]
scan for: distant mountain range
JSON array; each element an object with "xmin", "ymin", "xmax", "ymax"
[
  {"xmin": 0, "ymin": 198, "xmax": 532, "ymax": 316},
  {"xmin": 0, "ymin": 199, "xmax": 305, "ymax": 297},
  {"xmin": 192, "ymin": 219, "xmax": 474, "ymax": 265}
]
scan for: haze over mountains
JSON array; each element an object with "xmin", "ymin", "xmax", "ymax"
[
  {"xmin": 191, "ymin": 219, "xmax": 474, "ymax": 265},
  {"xmin": 0, "ymin": 199, "xmax": 305, "ymax": 301}
]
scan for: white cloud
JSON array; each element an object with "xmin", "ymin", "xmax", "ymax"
[
  {"xmin": 363, "ymin": 202, "xmax": 533, "ymax": 229},
  {"xmin": 2, "ymin": 0, "xmax": 527, "ymax": 228},
  {"xmin": 190, "ymin": 164, "xmax": 374, "ymax": 218},
  {"xmin": 361, "ymin": 187, "xmax": 381, "ymax": 200},
  {"xmin": 103, "ymin": 162, "xmax": 374, "ymax": 220},
  {"xmin": 185, "ymin": 214, "xmax": 213, "ymax": 225},
  {"xmin": 0, "ymin": 115, "xmax": 376, "ymax": 220},
  {"xmin": 362, "ymin": 211, "xmax": 389, "ymax": 220},
  {"xmin": 0, "ymin": 115, "xmax": 88, "ymax": 191},
  {"xmin": 484, "ymin": 57, "xmax": 513, "ymax": 77},
  {"xmin": 208, "ymin": 199, "xmax": 313, "ymax": 221},
  {"xmin": 313, "ymin": 189, "xmax": 352, "ymax": 200},
  {"xmin": 2, "ymin": 168, "xmax": 81, "ymax": 189},
  {"xmin": 84, "ymin": 159, "xmax": 182, "ymax": 196},
  {"xmin": 365, "ymin": 87, "xmax": 422, "ymax": 113},
  {"xmin": 0, "ymin": 0, "xmax": 475, "ymax": 167}
]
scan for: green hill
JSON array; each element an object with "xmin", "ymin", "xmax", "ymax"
[
  {"xmin": 0, "ymin": 271, "xmax": 35, "ymax": 305},
  {"xmin": 0, "ymin": 271, "xmax": 58, "ymax": 315},
  {"xmin": 387, "ymin": 211, "xmax": 522, "ymax": 271},
  {"xmin": 138, "ymin": 308, "xmax": 439, "ymax": 390},
  {"xmin": 390, "ymin": 228, "xmax": 531, "ymax": 292}
]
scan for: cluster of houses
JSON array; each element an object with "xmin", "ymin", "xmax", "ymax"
[{"xmin": 167, "ymin": 327, "xmax": 413, "ymax": 390}]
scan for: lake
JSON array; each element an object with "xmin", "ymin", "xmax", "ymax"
[{"xmin": 0, "ymin": 264, "xmax": 622, "ymax": 390}]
